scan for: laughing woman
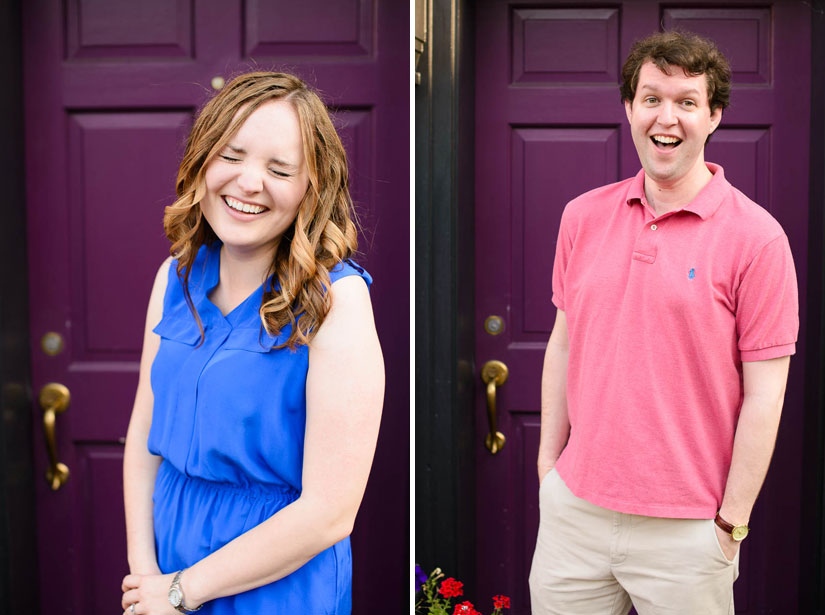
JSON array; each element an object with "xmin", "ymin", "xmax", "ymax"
[{"xmin": 121, "ymin": 73, "xmax": 384, "ymax": 615}]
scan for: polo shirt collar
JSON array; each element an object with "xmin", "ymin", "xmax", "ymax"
[{"xmin": 626, "ymin": 162, "xmax": 730, "ymax": 220}]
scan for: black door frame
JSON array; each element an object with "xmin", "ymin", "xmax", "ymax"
[
  {"xmin": 801, "ymin": 0, "xmax": 825, "ymax": 611},
  {"xmin": 0, "ymin": 0, "xmax": 39, "ymax": 612},
  {"xmin": 414, "ymin": 0, "xmax": 477, "ymax": 594}
]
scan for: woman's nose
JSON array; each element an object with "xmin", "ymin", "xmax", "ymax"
[{"xmin": 236, "ymin": 165, "xmax": 263, "ymax": 194}]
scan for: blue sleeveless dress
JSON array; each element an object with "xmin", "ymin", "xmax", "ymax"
[{"xmin": 148, "ymin": 241, "xmax": 372, "ymax": 614}]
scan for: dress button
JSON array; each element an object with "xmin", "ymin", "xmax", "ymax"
[{"xmin": 651, "ymin": 224, "xmax": 658, "ymax": 230}]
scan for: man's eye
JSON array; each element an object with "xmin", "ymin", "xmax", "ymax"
[
  {"xmin": 644, "ymin": 97, "xmax": 658, "ymax": 104},
  {"xmin": 682, "ymin": 100, "xmax": 696, "ymax": 107}
]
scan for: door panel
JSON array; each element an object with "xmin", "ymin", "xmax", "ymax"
[
  {"xmin": 67, "ymin": 112, "xmax": 189, "ymax": 359},
  {"xmin": 24, "ymin": 0, "xmax": 408, "ymax": 612},
  {"xmin": 512, "ymin": 127, "xmax": 620, "ymax": 336},
  {"xmin": 474, "ymin": 1, "xmax": 810, "ymax": 612}
]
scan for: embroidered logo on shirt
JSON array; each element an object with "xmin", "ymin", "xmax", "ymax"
[{"xmin": 688, "ymin": 268, "xmax": 696, "ymax": 279}]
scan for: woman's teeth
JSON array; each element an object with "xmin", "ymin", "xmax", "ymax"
[{"xmin": 224, "ymin": 196, "xmax": 266, "ymax": 214}]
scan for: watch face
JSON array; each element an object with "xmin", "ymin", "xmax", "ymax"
[
  {"xmin": 731, "ymin": 526, "xmax": 749, "ymax": 542},
  {"xmin": 169, "ymin": 587, "xmax": 182, "ymax": 607}
]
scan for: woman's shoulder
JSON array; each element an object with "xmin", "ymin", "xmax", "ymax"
[
  {"xmin": 155, "ymin": 255, "xmax": 174, "ymax": 287},
  {"xmin": 311, "ymin": 259, "xmax": 378, "ymax": 350},
  {"xmin": 328, "ymin": 259, "xmax": 372, "ymax": 287}
]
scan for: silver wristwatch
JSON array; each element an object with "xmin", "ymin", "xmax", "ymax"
[{"xmin": 168, "ymin": 569, "xmax": 203, "ymax": 613}]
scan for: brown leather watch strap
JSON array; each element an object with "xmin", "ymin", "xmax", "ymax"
[{"xmin": 714, "ymin": 512, "xmax": 735, "ymax": 534}]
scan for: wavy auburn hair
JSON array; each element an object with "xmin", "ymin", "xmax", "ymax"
[{"xmin": 164, "ymin": 72, "xmax": 358, "ymax": 349}]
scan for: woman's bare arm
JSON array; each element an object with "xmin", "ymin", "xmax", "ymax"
[{"xmin": 123, "ymin": 257, "xmax": 171, "ymax": 574}]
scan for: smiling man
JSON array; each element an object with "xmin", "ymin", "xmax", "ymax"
[{"xmin": 528, "ymin": 31, "xmax": 798, "ymax": 614}]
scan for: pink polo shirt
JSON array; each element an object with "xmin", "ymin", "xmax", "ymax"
[{"xmin": 552, "ymin": 163, "xmax": 798, "ymax": 518}]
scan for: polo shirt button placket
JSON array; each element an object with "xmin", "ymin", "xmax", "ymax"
[{"xmin": 632, "ymin": 219, "xmax": 660, "ymax": 264}]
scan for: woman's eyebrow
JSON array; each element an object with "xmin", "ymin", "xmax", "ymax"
[
  {"xmin": 269, "ymin": 158, "xmax": 298, "ymax": 169},
  {"xmin": 226, "ymin": 143, "xmax": 297, "ymax": 169}
]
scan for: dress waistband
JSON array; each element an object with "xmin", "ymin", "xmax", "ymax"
[{"xmin": 158, "ymin": 458, "xmax": 300, "ymax": 505}]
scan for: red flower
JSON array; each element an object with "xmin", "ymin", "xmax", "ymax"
[
  {"xmin": 439, "ymin": 577, "xmax": 464, "ymax": 599},
  {"xmin": 454, "ymin": 601, "xmax": 480, "ymax": 615},
  {"xmin": 493, "ymin": 595, "xmax": 511, "ymax": 609}
]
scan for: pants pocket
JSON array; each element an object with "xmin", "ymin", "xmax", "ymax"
[
  {"xmin": 537, "ymin": 468, "xmax": 558, "ymax": 522},
  {"xmin": 539, "ymin": 467, "xmax": 555, "ymax": 491},
  {"xmin": 709, "ymin": 519, "xmax": 737, "ymax": 565}
]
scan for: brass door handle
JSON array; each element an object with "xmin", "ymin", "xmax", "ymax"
[
  {"xmin": 39, "ymin": 383, "xmax": 70, "ymax": 490},
  {"xmin": 481, "ymin": 360, "xmax": 508, "ymax": 454}
]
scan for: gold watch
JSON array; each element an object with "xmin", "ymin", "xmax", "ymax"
[{"xmin": 714, "ymin": 512, "xmax": 749, "ymax": 542}]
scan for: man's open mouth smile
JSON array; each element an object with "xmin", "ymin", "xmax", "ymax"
[{"xmin": 651, "ymin": 135, "xmax": 682, "ymax": 150}]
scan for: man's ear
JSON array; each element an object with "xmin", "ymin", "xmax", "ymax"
[
  {"xmin": 624, "ymin": 99, "xmax": 633, "ymax": 124},
  {"xmin": 709, "ymin": 106, "xmax": 722, "ymax": 134}
]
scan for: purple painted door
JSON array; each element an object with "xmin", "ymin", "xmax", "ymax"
[
  {"xmin": 474, "ymin": 1, "xmax": 810, "ymax": 612},
  {"xmin": 23, "ymin": 1, "xmax": 408, "ymax": 613}
]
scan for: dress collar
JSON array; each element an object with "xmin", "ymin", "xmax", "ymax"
[{"xmin": 193, "ymin": 242, "xmax": 287, "ymax": 347}]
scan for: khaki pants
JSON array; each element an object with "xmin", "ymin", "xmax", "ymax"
[{"xmin": 529, "ymin": 469, "xmax": 738, "ymax": 615}]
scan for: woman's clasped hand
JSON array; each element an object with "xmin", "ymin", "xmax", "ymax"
[{"xmin": 121, "ymin": 572, "xmax": 178, "ymax": 615}]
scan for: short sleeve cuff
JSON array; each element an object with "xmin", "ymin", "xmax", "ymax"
[
  {"xmin": 740, "ymin": 342, "xmax": 796, "ymax": 362},
  {"xmin": 552, "ymin": 293, "xmax": 564, "ymax": 311},
  {"xmin": 328, "ymin": 260, "xmax": 372, "ymax": 287}
]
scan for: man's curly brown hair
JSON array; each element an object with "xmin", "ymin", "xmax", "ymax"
[{"xmin": 621, "ymin": 30, "xmax": 732, "ymax": 112}]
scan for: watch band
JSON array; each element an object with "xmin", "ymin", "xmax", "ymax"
[
  {"xmin": 168, "ymin": 569, "xmax": 204, "ymax": 613},
  {"xmin": 714, "ymin": 512, "xmax": 749, "ymax": 542}
]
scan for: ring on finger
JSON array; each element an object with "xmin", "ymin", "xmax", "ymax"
[{"xmin": 130, "ymin": 604, "xmax": 136, "ymax": 614}]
